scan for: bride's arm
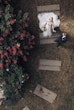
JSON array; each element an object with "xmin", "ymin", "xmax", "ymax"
[
  {"xmin": 51, "ymin": 23, "xmax": 56, "ymax": 32},
  {"xmin": 41, "ymin": 22, "xmax": 47, "ymax": 31}
]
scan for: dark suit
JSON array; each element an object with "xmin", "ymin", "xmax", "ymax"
[{"xmin": 55, "ymin": 32, "xmax": 67, "ymax": 46}]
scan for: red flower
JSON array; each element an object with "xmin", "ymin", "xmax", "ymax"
[
  {"xmin": 6, "ymin": 47, "xmax": 10, "ymax": 50},
  {"xmin": 0, "ymin": 63, "xmax": 3, "ymax": 69},
  {"xmin": 23, "ymin": 56, "xmax": 27, "ymax": 62},
  {"xmin": 18, "ymin": 26, "xmax": 22, "ymax": 30},
  {"xmin": 6, "ymin": 46, "xmax": 12, "ymax": 54},
  {"xmin": 0, "ymin": 50, "xmax": 3, "ymax": 58},
  {"xmin": 10, "ymin": 27, "xmax": 13, "ymax": 31},
  {"xmin": 25, "ymin": 23, "xmax": 28, "ymax": 27},
  {"xmin": 26, "ymin": 52, "xmax": 29, "ymax": 55},
  {"xmin": 4, "ymin": 52, "xmax": 8, "ymax": 57},
  {"xmin": 30, "ymin": 45, "xmax": 33, "ymax": 49},
  {"xmin": 3, "ymin": 33, "xmax": 8, "ymax": 37},
  {"xmin": 18, "ymin": 50, "xmax": 23, "ymax": 55},
  {"xmin": 20, "ymin": 19, "xmax": 22, "ymax": 22},
  {"xmin": 31, "ymin": 35, "xmax": 35, "ymax": 39},
  {"xmin": 5, "ymin": 0, "xmax": 8, "ymax": 4},
  {"xmin": 0, "ymin": 50, "xmax": 3, "ymax": 54},
  {"xmin": 20, "ymin": 33, "xmax": 25, "ymax": 40},
  {"xmin": 23, "ymin": 30, "xmax": 26, "ymax": 34},
  {"xmin": 5, "ymin": 60, "xmax": 9, "ymax": 63},
  {"xmin": 12, "ymin": 46, "xmax": 17, "ymax": 55},
  {"xmin": 27, "ymin": 17, "xmax": 29, "ymax": 21},
  {"xmin": 24, "ymin": 46, "xmax": 28, "ymax": 49},
  {"xmin": 5, "ymin": 29, "xmax": 10, "ymax": 34},
  {"xmin": 28, "ymin": 40, "xmax": 31, "ymax": 44},
  {"xmin": 5, "ymin": 63, "xmax": 9, "ymax": 68},
  {"xmin": 13, "ymin": 60, "xmax": 17, "ymax": 64},
  {"xmin": 10, "ymin": 19, "xmax": 16, "ymax": 25},
  {"xmin": 0, "ymin": 37, "xmax": 4, "ymax": 41},
  {"xmin": 15, "ymin": 34, "xmax": 18, "ymax": 38},
  {"xmin": 18, "ymin": 10, "xmax": 22, "ymax": 14}
]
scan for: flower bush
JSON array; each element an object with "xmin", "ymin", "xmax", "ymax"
[{"xmin": 0, "ymin": 0, "xmax": 35, "ymax": 102}]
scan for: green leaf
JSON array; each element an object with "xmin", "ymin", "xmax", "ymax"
[
  {"xmin": 23, "ymin": 12, "xmax": 29, "ymax": 20},
  {"xmin": 5, "ymin": 12, "xmax": 11, "ymax": 21},
  {"xmin": 5, "ymin": 4, "xmax": 11, "ymax": 13},
  {"xmin": 5, "ymin": 4, "xmax": 13, "ymax": 13}
]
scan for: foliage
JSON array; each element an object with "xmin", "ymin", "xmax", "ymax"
[{"xmin": 0, "ymin": 0, "xmax": 35, "ymax": 102}]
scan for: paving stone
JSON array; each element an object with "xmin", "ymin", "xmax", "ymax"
[
  {"xmin": 23, "ymin": 106, "xmax": 30, "ymax": 110},
  {"xmin": 40, "ymin": 59, "xmax": 61, "ymax": 66},
  {"xmin": 37, "ymin": 4, "xmax": 60, "ymax": 16},
  {"xmin": 40, "ymin": 37, "xmax": 56, "ymax": 44},
  {"xmin": 39, "ymin": 32, "xmax": 60, "ymax": 44},
  {"xmin": 39, "ymin": 32, "xmax": 60, "ymax": 38},
  {"xmin": 39, "ymin": 65, "xmax": 60, "ymax": 71},
  {"xmin": 0, "ymin": 89, "xmax": 5, "ymax": 99},
  {"xmin": 34, "ymin": 84, "xmax": 57, "ymax": 103}
]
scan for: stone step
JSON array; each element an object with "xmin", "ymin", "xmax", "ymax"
[
  {"xmin": 23, "ymin": 106, "xmax": 30, "ymax": 110},
  {"xmin": 33, "ymin": 84, "xmax": 57, "ymax": 103},
  {"xmin": 40, "ymin": 59, "xmax": 61, "ymax": 66},
  {"xmin": 37, "ymin": 4, "xmax": 60, "ymax": 16},
  {"xmin": 39, "ymin": 65, "xmax": 60, "ymax": 71},
  {"xmin": 39, "ymin": 32, "xmax": 60, "ymax": 44},
  {"xmin": 39, "ymin": 32, "xmax": 60, "ymax": 39},
  {"xmin": 40, "ymin": 37, "xmax": 56, "ymax": 44}
]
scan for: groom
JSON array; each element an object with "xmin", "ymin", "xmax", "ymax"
[{"xmin": 55, "ymin": 31, "xmax": 68, "ymax": 47}]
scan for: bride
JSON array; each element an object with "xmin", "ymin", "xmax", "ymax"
[{"xmin": 37, "ymin": 12, "xmax": 60, "ymax": 37}]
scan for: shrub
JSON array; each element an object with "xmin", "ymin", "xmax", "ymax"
[{"xmin": 0, "ymin": 0, "xmax": 35, "ymax": 103}]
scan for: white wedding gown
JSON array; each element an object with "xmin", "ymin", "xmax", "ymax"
[{"xmin": 38, "ymin": 12, "xmax": 60, "ymax": 37}]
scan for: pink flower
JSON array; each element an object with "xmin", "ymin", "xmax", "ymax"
[
  {"xmin": 5, "ymin": 63, "xmax": 9, "ymax": 68},
  {"xmin": 24, "ymin": 46, "xmax": 28, "ymax": 49},
  {"xmin": 3, "ymin": 29, "xmax": 9, "ymax": 37},
  {"xmin": 3, "ymin": 33, "xmax": 7, "ymax": 37},
  {"xmin": 6, "ymin": 46, "xmax": 10, "ymax": 49},
  {"xmin": 18, "ymin": 10, "xmax": 22, "ymax": 14},
  {"xmin": 18, "ymin": 26, "xmax": 22, "ymax": 30},
  {"xmin": 27, "ymin": 17, "xmax": 29, "ymax": 21},
  {"xmin": 18, "ymin": 50, "xmax": 23, "ymax": 55},
  {"xmin": 26, "ymin": 52, "xmax": 29, "ymax": 55},
  {"xmin": 25, "ymin": 23, "xmax": 28, "ymax": 27},
  {"xmin": 31, "ymin": 35, "xmax": 35, "ymax": 39},
  {"xmin": 4, "ymin": 52, "xmax": 8, "ymax": 57},
  {"xmin": 16, "ymin": 43, "xmax": 20, "ymax": 48},
  {"xmin": 5, "ymin": 29, "xmax": 10, "ymax": 35},
  {"xmin": 23, "ymin": 30, "xmax": 26, "ymax": 34},
  {"xmin": 13, "ymin": 60, "xmax": 17, "ymax": 64},
  {"xmin": 19, "ymin": 19, "xmax": 23, "ymax": 23},
  {"xmin": 0, "ymin": 63, "xmax": 3, "ymax": 69},
  {"xmin": 5, "ymin": 60, "xmax": 9, "ymax": 63},
  {"xmin": 10, "ymin": 27, "xmax": 13, "ymax": 31},
  {"xmin": 6, "ymin": 46, "xmax": 12, "ymax": 54},
  {"xmin": 0, "ymin": 50, "xmax": 3, "ymax": 58},
  {"xmin": 12, "ymin": 47, "xmax": 17, "ymax": 55},
  {"xmin": 30, "ymin": 45, "xmax": 33, "ymax": 49},
  {"xmin": 20, "ymin": 33, "xmax": 25, "ymax": 40},
  {"xmin": 28, "ymin": 39, "xmax": 31, "ymax": 44},
  {"xmin": 15, "ymin": 34, "xmax": 18, "ymax": 38},
  {"xmin": 0, "ymin": 37, "xmax": 3, "ymax": 41},
  {"xmin": 23, "ymin": 56, "xmax": 27, "ymax": 62},
  {"xmin": 10, "ymin": 19, "xmax": 16, "ymax": 25},
  {"xmin": 5, "ymin": 0, "xmax": 8, "ymax": 4},
  {"xmin": 0, "ymin": 50, "xmax": 3, "ymax": 54}
]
